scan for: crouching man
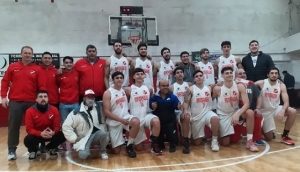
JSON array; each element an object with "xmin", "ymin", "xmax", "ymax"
[
  {"xmin": 24, "ymin": 90, "xmax": 66, "ymax": 161},
  {"xmin": 62, "ymin": 89, "xmax": 109, "ymax": 160}
]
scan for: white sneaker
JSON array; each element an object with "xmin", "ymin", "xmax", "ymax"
[
  {"xmin": 101, "ymin": 152, "xmax": 108, "ymax": 160},
  {"xmin": 7, "ymin": 152, "xmax": 17, "ymax": 160},
  {"xmin": 211, "ymin": 140, "xmax": 220, "ymax": 152},
  {"xmin": 28, "ymin": 152, "xmax": 37, "ymax": 161}
]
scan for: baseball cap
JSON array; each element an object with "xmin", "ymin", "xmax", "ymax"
[{"xmin": 84, "ymin": 89, "xmax": 95, "ymax": 96}]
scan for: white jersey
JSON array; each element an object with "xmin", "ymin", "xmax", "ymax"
[
  {"xmin": 261, "ymin": 79, "xmax": 281, "ymax": 113},
  {"xmin": 198, "ymin": 61, "xmax": 215, "ymax": 85},
  {"xmin": 129, "ymin": 84, "xmax": 151, "ymax": 120},
  {"xmin": 217, "ymin": 55, "xmax": 238, "ymax": 81},
  {"xmin": 135, "ymin": 58, "xmax": 153, "ymax": 87},
  {"xmin": 217, "ymin": 82, "xmax": 239, "ymax": 115},
  {"xmin": 157, "ymin": 60, "xmax": 175, "ymax": 85},
  {"xmin": 173, "ymin": 82, "xmax": 189, "ymax": 103},
  {"xmin": 190, "ymin": 85, "xmax": 212, "ymax": 120},
  {"xmin": 109, "ymin": 55, "xmax": 130, "ymax": 87},
  {"xmin": 106, "ymin": 87, "xmax": 128, "ymax": 126}
]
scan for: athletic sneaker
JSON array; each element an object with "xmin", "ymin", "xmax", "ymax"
[
  {"xmin": 254, "ymin": 140, "xmax": 265, "ymax": 146},
  {"xmin": 28, "ymin": 152, "xmax": 37, "ymax": 161},
  {"xmin": 125, "ymin": 144, "xmax": 136, "ymax": 158},
  {"xmin": 169, "ymin": 144, "xmax": 176, "ymax": 153},
  {"xmin": 151, "ymin": 143, "xmax": 163, "ymax": 155},
  {"xmin": 246, "ymin": 139, "xmax": 259, "ymax": 152},
  {"xmin": 44, "ymin": 147, "xmax": 58, "ymax": 156},
  {"xmin": 211, "ymin": 140, "xmax": 220, "ymax": 152},
  {"xmin": 182, "ymin": 140, "xmax": 190, "ymax": 154},
  {"xmin": 7, "ymin": 152, "xmax": 17, "ymax": 161},
  {"xmin": 281, "ymin": 135, "xmax": 295, "ymax": 145},
  {"xmin": 100, "ymin": 152, "xmax": 108, "ymax": 160}
]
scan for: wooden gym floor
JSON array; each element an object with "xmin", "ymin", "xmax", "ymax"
[{"xmin": 0, "ymin": 115, "xmax": 300, "ymax": 171}]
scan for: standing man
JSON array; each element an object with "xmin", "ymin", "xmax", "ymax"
[
  {"xmin": 105, "ymin": 41, "xmax": 132, "ymax": 89},
  {"xmin": 242, "ymin": 40, "xmax": 275, "ymax": 82},
  {"xmin": 235, "ymin": 69, "xmax": 264, "ymax": 146},
  {"xmin": 40, "ymin": 52, "xmax": 59, "ymax": 108},
  {"xmin": 1, "ymin": 46, "xmax": 46, "ymax": 160},
  {"xmin": 213, "ymin": 67, "xmax": 259, "ymax": 151},
  {"xmin": 156, "ymin": 47, "xmax": 175, "ymax": 85},
  {"xmin": 282, "ymin": 70, "xmax": 295, "ymax": 107},
  {"xmin": 173, "ymin": 51, "xmax": 196, "ymax": 85},
  {"xmin": 198, "ymin": 48, "xmax": 215, "ymax": 86},
  {"xmin": 130, "ymin": 42, "xmax": 158, "ymax": 88},
  {"xmin": 125, "ymin": 68, "xmax": 162, "ymax": 155},
  {"xmin": 182, "ymin": 70, "xmax": 220, "ymax": 152},
  {"xmin": 24, "ymin": 90, "xmax": 65, "ymax": 161},
  {"xmin": 74, "ymin": 44, "xmax": 106, "ymax": 102},
  {"xmin": 103, "ymin": 72, "xmax": 140, "ymax": 158},
  {"xmin": 63, "ymin": 89, "xmax": 109, "ymax": 160},
  {"xmin": 255, "ymin": 67, "xmax": 297, "ymax": 145},
  {"xmin": 213, "ymin": 41, "xmax": 242, "ymax": 82}
]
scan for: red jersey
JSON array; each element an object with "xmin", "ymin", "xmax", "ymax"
[
  {"xmin": 1, "ymin": 61, "xmax": 46, "ymax": 102},
  {"xmin": 56, "ymin": 69, "xmax": 79, "ymax": 104},
  {"xmin": 40, "ymin": 65, "xmax": 59, "ymax": 104},
  {"xmin": 74, "ymin": 57, "xmax": 106, "ymax": 97},
  {"xmin": 25, "ymin": 104, "xmax": 61, "ymax": 137}
]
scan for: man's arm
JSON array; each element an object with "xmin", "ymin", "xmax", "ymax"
[
  {"xmin": 235, "ymin": 56, "xmax": 243, "ymax": 69},
  {"xmin": 152, "ymin": 61, "xmax": 159, "ymax": 77},
  {"xmin": 129, "ymin": 59, "xmax": 136, "ymax": 78},
  {"xmin": 213, "ymin": 58, "xmax": 220, "ymax": 79},
  {"xmin": 236, "ymin": 84, "xmax": 250, "ymax": 117},
  {"xmin": 104, "ymin": 58, "xmax": 111, "ymax": 89},
  {"xmin": 212, "ymin": 86, "xmax": 220, "ymax": 100},
  {"xmin": 102, "ymin": 90, "xmax": 124, "ymax": 122},
  {"xmin": 62, "ymin": 111, "xmax": 78, "ymax": 143},
  {"xmin": 126, "ymin": 57, "xmax": 133, "ymax": 66},
  {"xmin": 171, "ymin": 94, "xmax": 180, "ymax": 110},
  {"xmin": 148, "ymin": 86, "xmax": 154, "ymax": 97},
  {"xmin": 169, "ymin": 85, "xmax": 174, "ymax": 93},
  {"xmin": 254, "ymin": 80, "xmax": 264, "ymax": 90},
  {"xmin": 149, "ymin": 94, "xmax": 157, "ymax": 110},
  {"xmin": 183, "ymin": 87, "xmax": 192, "ymax": 113},
  {"xmin": 124, "ymin": 87, "xmax": 131, "ymax": 101},
  {"xmin": 52, "ymin": 108, "xmax": 61, "ymax": 134},
  {"xmin": 280, "ymin": 83, "xmax": 289, "ymax": 111},
  {"xmin": 25, "ymin": 109, "xmax": 42, "ymax": 137}
]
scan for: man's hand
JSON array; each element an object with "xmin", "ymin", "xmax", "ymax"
[
  {"xmin": 46, "ymin": 127, "xmax": 55, "ymax": 136},
  {"xmin": 119, "ymin": 118, "xmax": 130, "ymax": 125},
  {"xmin": 41, "ymin": 129, "xmax": 52, "ymax": 139},
  {"xmin": 254, "ymin": 109, "xmax": 262, "ymax": 117},
  {"xmin": 178, "ymin": 102, "xmax": 183, "ymax": 110},
  {"xmin": 231, "ymin": 114, "xmax": 239, "ymax": 126},
  {"xmin": 151, "ymin": 102, "xmax": 157, "ymax": 110},
  {"xmin": 146, "ymin": 55, "xmax": 152, "ymax": 61},
  {"xmin": 276, "ymin": 109, "xmax": 286, "ymax": 121},
  {"xmin": 180, "ymin": 112, "xmax": 190, "ymax": 120},
  {"xmin": 1, "ymin": 98, "xmax": 8, "ymax": 108},
  {"xmin": 216, "ymin": 81, "xmax": 223, "ymax": 86},
  {"xmin": 56, "ymin": 66, "xmax": 64, "ymax": 75}
]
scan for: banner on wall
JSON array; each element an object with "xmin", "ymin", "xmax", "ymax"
[
  {"xmin": 0, "ymin": 55, "xmax": 9, "ymax": 103},
  {"xmin": 191, "ymin": 50, "xmax": 222, "ymax": 64}
]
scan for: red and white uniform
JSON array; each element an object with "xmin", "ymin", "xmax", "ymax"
[
  {"xmin": 217, "ymin": 55, "xmax": 237, "ymax": 81},
  {"xmin": 157, "ymin": 60, "xmax": 175, "ymax": 85},
  {"xmin": 173, "ymin": 82, "xmax": 189, "ymax": 103},
  {"xmin": 190, "ymin": 85, "xmax": 217, "ymax": 139},
  {"xmin": 260, "ymin": 79, "xmax": 283, "ymax": 133},
  {"xmin": 217, "ymin": 82, "xmax": 240, "ymax": 137},
  {"xmin": 135, "ymin": 58, "xmax": 153, "ymax": 87},
  {"xmin": 198, "ymin": 61, "xmax": 215, "ymax": 86},
  {"xmin": 109, "ymin": 55, "xmax": 130, "ymax": 87},
  {"xmin": 129, "ymin": 84, "xmax": 156, "ymax": 145}
]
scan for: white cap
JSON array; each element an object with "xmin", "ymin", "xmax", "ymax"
[{"xmin": 84, "ymin": 89, "xmax": 95, "ymax": 96}]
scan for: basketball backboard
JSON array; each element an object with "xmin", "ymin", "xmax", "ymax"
[{"xmin": 108, "ymin": 16, "xmax": 159, "ymax": 46}]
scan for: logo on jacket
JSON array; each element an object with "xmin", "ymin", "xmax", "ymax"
[
  {"xmin": 49, "ymin": 114, "xmax": 54, "ymax": 119},
  {"xmin": 30, "ymin": 70, "xmax": 36, "ymax": 74}
]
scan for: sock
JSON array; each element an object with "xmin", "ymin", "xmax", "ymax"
[
  {"xmin": 247, "ymin": 134, "xmax": 253, "ymax": 141},
  {"xmin": 127, "ymin": 137, "xmax": 134, "ymax": 146},
  {"xmin": 282, "ymin": 129, "xmax": 290, "ymax": 137},
  {"xmin": 212, "ymin": 136, "xmax": 218, "ymax": 142},
  {"xmin": 150, "ymin": 135, "xmax": 158, "ymax": 143},
  {"xmin": 184, "ymin": 137, "xmax": 189, "ymax": 142}
]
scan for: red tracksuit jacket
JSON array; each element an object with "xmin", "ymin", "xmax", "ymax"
[
  {"xmin": 1, "ymin": 61, "xmax": 46, "ymax": 102},
  {"xmin": 25, "ymin": 104, "xmax": 61, "ymax": 137},
  {"xmin": 74, "ymin": 57, "xmax": 106, "ymax": 97},
  {"xmin": 40, "ymin": 65, "xmax": 59, "ymax": 105},
  {"xmin": 56, "ymin": 69, "xmax": 79, "ymax": 104}
]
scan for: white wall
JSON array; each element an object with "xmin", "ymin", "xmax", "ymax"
[{"xmin": 0, "ymin": 0, "xmax": 291, "ymax": 58}]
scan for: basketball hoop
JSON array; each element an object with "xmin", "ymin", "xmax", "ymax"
[{"xmin": 128, "ymin": 36, "xmax": 142, "ymax": 51}]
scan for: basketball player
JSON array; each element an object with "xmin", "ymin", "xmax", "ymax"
[
  {"xmin": 198, "ymin": 48, "xmax": 215, "ymax": 86},
  {"xmin": 213, "ymin": 67, "xmax": 259, "ymax": 151},
  {"xmin": 255, "ymin": 67, "xmax": 296, "ymax": 145},
  {"xmin": 169, "ymin": 67, "xmax": 190, "ymax": 153},
  {"xmin": 105, "ymin": 41, "xmax": 132, "ymax": 89},
  {"xmin": 156, "ymin": 47, "xmax": 175, "ymax": 85},
  {"xmin": 124, "ymin": 68, "xmax": 163, "ymax": 155},
  {"xmin": 183, "ymin": 70, "xmax": 220, "ymax": 152},
  {"xmin": 130, "ymin": 42, "xmax": 158, "ymax": 88},
  {"xmin": 102, "ymin": 71, "xmax": 140, "ymax": 158},
  {"xmin": 213, "ymin": 41, "xmax": 242, "ymax": 83}
]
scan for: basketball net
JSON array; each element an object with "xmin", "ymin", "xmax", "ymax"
[{"xmin": 128, "ymin": 36, "xmax": 142, "ymax": 56}]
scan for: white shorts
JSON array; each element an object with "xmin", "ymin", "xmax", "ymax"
[
  {"xmin": 108, "ymin": 114, "xmax": 135, "ymax": 148},
  {"xmin": 218, "ymin": 110, "xmax": 240, "ymax": 137},
  {"xmin": 191, "ymin": 111, "xmax": 218, "ymax": 139},
  {"xmin": 134, "ymin": 113, "xmax": 157, "ymax": 145},
  {"xmin": 261, "ymin": 106, "xmax": 283, "ymax": 133}
]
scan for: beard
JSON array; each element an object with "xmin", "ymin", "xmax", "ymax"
[
  {"xmin": 114, "ymin": 49, "xmax": 122, "ymax": 55},
  {"xmin": 140, "ymin": 53, "xmax": 147, "ymax": 58},
  {"xmin": 163, "ymin": 56, "xmax": 170, "ymax": 61}
]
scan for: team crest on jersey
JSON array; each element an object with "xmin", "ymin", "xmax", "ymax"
[
  {"xmin": 123, "ymin": 61, "xmax": 126, "ymax": 65},
  {"xmin": 177, "ymin": 87, "xmax": 180, "ymax": 90},
  {"xmin": 143, "ymin": 90, "xmax": 147, "ymax": 94},
  {"xmin": 164, "ymin": 66, "xmax": 167, "ymax": 69},
  {"xmin": 146, "ymin": 64, "xmax": 150, "ymax": 68},
  {"xmin": 114, "ymin": 62, "xmax": 118, "ymax": 65},
  {"xmin": 115, "ymin": 94, "xmax": 118, "ymax": 97},
  {"xmin": 208, "ymin": 66, "xmax": 213, "ymax": 69},
  {"xmin": 225, "ymin": 93, "xmax": 228, "ymax": 96},
  {"xmin": 170, "ymin": 66, "xmax": 174, "ymax": 69},
  {"xmin": 233, "ymin": 91, "xmax": 237, "ymax": 95},
  {"xmin": 139, "ymin": 65, "xmax": 142, "ymax": 68},
  {"xmin": 122, "ymin": 92, "xmax": 125, "ymax": 96},
  {"xmin": 135, "ymin": 92, "xmax": 138, "ymax": 95},
  {"xmin": 230, "ymin": 60, "xmax": 234, "ymax": 63},
  {"xmin": 205, "ymin": 92, "xmax": 209, "ymax": 96},
  {"xmin": 274, "ymin": 89, "xmax": 278, "ymax": 93},
  {"xmin": 197, "ymin": 93, "xmax": 200, "ymax": 96}
]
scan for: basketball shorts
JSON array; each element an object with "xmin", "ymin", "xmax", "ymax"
[
  {"xmin": 218, "ymin": 109, "xmax": 240, "ymax": 137},
  {"xmin": 108, "ymin": 114, "xmax": 135, "ymax": 148},
  {"xmin": 261, "ymin": 105, "xmax": 284, "ymax": 133},
  {"xmin": 191, "ymin": 111, "xmax": 218, "ymax": 140},
  {"xmin": 134, "ymin": 113, "xmax": 157, "ymax": 145}
]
